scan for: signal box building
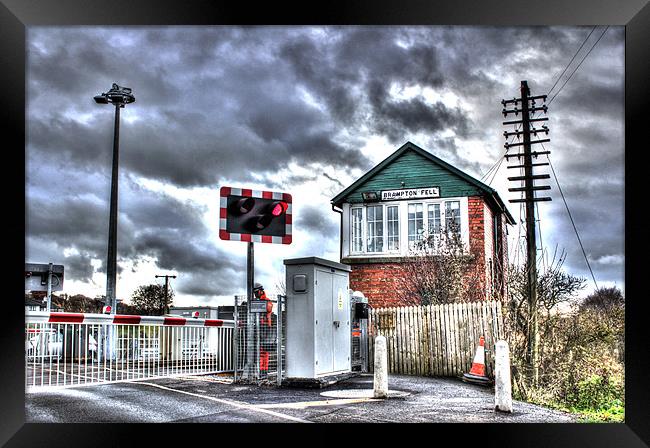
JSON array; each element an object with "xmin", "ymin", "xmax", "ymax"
[{"xmin": 331, "ymin": 141, "xmax": 515, "ymax": 308}]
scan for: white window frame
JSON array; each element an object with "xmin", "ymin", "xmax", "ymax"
[
  {"xmin": 407, "ymin": 202, "xmax": 425, "ymax": 250},
  {"xmin": 386, "ymin": 204, "xmax": 400, "ymax": 252},
  {"xmin": 345, "ymin": 196, "xmax": 469, "ymax": 257},
  {"xmin": 350, "ymin": 206, "xmax": 364, "ymax": 254},
  {"xmin": 366, "ymin": 204, "xmax": 384, "ymax": 253}
]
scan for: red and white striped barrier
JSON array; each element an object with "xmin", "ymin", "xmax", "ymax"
[{"xmin": 25, "ymin": 311, "xmax": 234, "ymax": 328}]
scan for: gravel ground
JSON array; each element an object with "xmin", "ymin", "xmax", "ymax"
[{"xmin": 25, "ymin": 373, "xmax": 577, "ymax": 423}]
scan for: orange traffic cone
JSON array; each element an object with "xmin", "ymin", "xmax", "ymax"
[{"xmin": 462, "ymin": 336, "xmax": 492, "ymax": 386}]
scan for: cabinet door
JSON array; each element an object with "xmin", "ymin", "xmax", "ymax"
[
  {"xmin": 314, "ymin": 269, "xmax": 333, "ymax": 375},
  {"xmin": 332, "ymin": 271, "xmax": 351, "ymax": 372}
]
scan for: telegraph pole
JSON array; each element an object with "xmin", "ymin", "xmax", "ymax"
[
  {"xmin": 502, "ymin": 80, "xmax": 552, "ymax": 386},
  {"xmin": 155, "ymin": 274, "xmax": 176, "ymax": 315}
]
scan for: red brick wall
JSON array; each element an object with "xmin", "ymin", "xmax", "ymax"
[
  {"xmin": 468, "ymin": 196, "xmax": 486, "ymax": 272},
  {"xmin": 349, "ymin": 262, "xmax": 413, "ymax": 308},
  {"xmin": 468, "ymin": 196, "xmax": 488, "ymax": 300}
]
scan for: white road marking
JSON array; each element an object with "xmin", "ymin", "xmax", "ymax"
[
  {"xmin": 130, "ymin": 381, "xmax": 312, "ymax": 423},
  {"xmin": 256, "ymin": 397, "xmax": 380, "ymax": 409}
]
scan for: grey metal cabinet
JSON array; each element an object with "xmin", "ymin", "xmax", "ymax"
[{"xmin": 284, "ymin": 257, "xmax": 351, "ymax": 379}]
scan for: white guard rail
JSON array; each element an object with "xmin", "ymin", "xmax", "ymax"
[{"xmin": 25, "ymin": 311, "xmax": 235, "ymax": 390}]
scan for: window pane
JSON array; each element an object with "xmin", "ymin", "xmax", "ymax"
[
  {"xmin": 445, "ymin": 201, "xmax": 461, "ymax": 233},
  {"xmin": 366, "ymin": 205, "xmax": 384, "ymax": 253},
  {"xmin": 351, "ymin": 208, "xmax": 363, "ymax": 252},
  {"xmin": 427, "ymin": 203, "xmax": 441, "ymax": 235},
  {"xmin": 408, "ymin": 203, "xmax": 423, "ymax": 248},
  {"xmin": 387, "ymin": 205, "xmax": 399, "ymax": 251}
]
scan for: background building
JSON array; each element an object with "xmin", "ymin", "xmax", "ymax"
[
  {"xmin": 331, "ymin": 142, "xmax": 515, "ymax": 308},
  {"xmin": 169, "ymin": 306, "xmax": 220, "ymax": 319}
]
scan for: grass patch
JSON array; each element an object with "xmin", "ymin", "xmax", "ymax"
[
  {"xmin": 574, "ymin": 404, "xmax": 625, "ymax": 423},
  {"xmin": 516, "ymin": 386, "xmax": 625, "ymax": 423}
]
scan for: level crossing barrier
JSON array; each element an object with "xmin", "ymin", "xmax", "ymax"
[{"xmin": 25, "ymin": 311, "xmax": 235, "ymax": 390}]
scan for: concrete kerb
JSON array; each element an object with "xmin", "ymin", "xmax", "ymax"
[{"xmin": 320, "ymin": 389, "xmax": 410, "ymax": 399}]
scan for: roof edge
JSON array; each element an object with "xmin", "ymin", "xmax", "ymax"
[{"xmin": 330, "ymin": 141, "xmax": 515, "ymax": 224}]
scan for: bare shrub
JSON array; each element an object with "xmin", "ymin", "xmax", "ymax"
[
  {"xmin": 503, "ymin": 251, "xmax": 624, "ymax": 416},
  {"xmin": 397, "ymin": 222, "xmax": 486, "ymax": 305}
]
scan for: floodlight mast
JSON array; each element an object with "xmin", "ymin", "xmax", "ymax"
[{"xmin": 94, "ymin": 83, "xmax": 135, "ymax": 316}]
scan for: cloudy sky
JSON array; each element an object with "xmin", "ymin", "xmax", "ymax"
[{"xmin": 25, "ymin": 26, "xmax": 624, "ymax": 307}]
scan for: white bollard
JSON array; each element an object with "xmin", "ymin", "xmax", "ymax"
[
  {"xmin": 373, "ymin": 336, "xmax": 389, "ymax": 398},
  {"xmin": 494, "ymin": 340, "xmax": 513, "ymax": 413}
]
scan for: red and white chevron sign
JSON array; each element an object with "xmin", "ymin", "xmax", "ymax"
[
  {"xmin": 25, "ymin": 311, "xmax": 234, "ymax": 327},
  {"xmin": 219, "ymin": 186, "xmax": 292, "ymax": 244}
]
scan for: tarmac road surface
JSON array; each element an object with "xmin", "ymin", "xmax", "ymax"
[{"xmin": 25, "ymin": 373, "xmax": 577, "ymax": 423}]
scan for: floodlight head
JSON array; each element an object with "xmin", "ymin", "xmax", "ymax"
[{"xmin": 95, "ymin": 83, "xmax": 135, "ymax": 106}]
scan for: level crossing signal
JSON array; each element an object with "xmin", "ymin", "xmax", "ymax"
[{"xmin": 219, "ymin": 186, "xmax": 292, "ymax": 244}]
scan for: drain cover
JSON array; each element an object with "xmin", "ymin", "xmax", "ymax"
[{"xmin": 320, "ymin": 389, "xmax": 410, "ymax": 399}]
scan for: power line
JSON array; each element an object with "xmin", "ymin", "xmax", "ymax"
[
  {"xmin": 535, "ymin": 201, "xmax": 546, "ymax": 272},
  {"xmin": 487, "ymin": 155, "xmax": 505, "ymax": 186},
  {"xmin": 544, "ymin": 150, "xmax": 599, "ymax": 290},
  {"xmin": 546, "ymin": 26, "xmax": 597, "ymax": 99},
  {"xmin": 547, "ymin": 26, "xmax": 610, "ymax": 106}
]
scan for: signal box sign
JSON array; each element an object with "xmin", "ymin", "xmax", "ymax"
[{"xmin": 219, "ymin": 186, "xmax": 292, "ymax": 244}]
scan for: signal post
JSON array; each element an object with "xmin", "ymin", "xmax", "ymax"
[{"xmin": 219, "ymin": 187, "xmax": 292, "ymax": 381}]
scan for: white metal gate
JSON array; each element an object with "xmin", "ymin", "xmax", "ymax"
[{"xmin": 25, "ymin": 311, "xmax": 235, "ymax": 391}]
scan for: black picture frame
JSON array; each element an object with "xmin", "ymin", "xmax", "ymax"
[{"xmin": 2, "ymin": 0, "xmax": 647, "ymax": 446}]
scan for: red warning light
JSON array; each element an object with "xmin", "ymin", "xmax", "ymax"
[{"xmin": 271, "ymin": 201, "xmax": 288, "ymax": 217}]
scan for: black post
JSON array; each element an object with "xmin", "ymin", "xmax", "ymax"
[
  {"xmin": 247, "ymin": 242, "xmax": 254, "ymax": 306},
  {"xmin": 106, "ymin": 104, "xmax": 121, "ymax": 315},
  {"xmin": 521, "ymin": 80, "xmax": 539, "ymax": 385},
  {"xmin": 244, "ymin": 242, "xmax": 255, "ymax": 379}
]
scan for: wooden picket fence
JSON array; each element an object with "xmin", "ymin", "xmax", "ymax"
[{"xmin": 368, "ymin": 301, "xmax": 505, "ymax": 378}]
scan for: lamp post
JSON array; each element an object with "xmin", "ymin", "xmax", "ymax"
[{"xmin": 94, "ymin": 83, "xmax": 135, "ymax": 316}]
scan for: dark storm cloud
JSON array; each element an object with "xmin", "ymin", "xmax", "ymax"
[
  {"xmin": 280, "ymin": 27, "xmax": 449, "ymax": 136},
  {"xmin": 27, "ymin": 194, "xmax": 109, "ymax": 255},
  {"xmin": 27, "ymin": 114, "xmax": 113, "ymax": 172},
  {"xmin": 132, "ymin": 229, "xmax": 246, "ymax": 298},
  {"xmin": 366, "ymin": 80, "xmax": 470, "ymax": 144},
  {"xmin": 63, "ymin": 252, "xmax": 96, "ymax": 283},
  {"xmin": 322, "ymin": 172, "xmax": 344, "ymax": 189},
  {"xmin": 296, "ymin": 205, "xmax": 339, "ymax": 237},
  {"xmin": 552, "ymin": 77, "xmax": 624, "ymax": 118},
  {"xmin": 423, "ymin": 136, "xmax": 483, "ymax": 178},
  {"xmin": 121, "ymin": 188, "xmax": 206, "ymax": 232},
  {"xmin": 28, "ymin": 27, "xmax": 374, "ymax": 188},
  {"xmin": 133, "ymin": 230, "xmax": 236, "ymax": 273}
]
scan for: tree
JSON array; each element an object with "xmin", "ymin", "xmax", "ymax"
[
  {"xmin": 579, "ymin": 286, "xmax": 624, "ymax": 314},
  {"xmin": 578, "ymin": 287, "xmax": 625, "ymax": 361},
  {"xmin": 397, "ymin": 222, "xmax": 486, "ymax": 305},
  {"xmin": 130, "ymin": 284, "xmax": 174, "ymax": 316}
]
